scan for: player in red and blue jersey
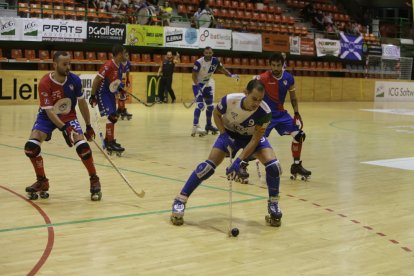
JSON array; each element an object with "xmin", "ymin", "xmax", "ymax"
[
  {"xmin": 24, "ymin": 51, "xmax": 102, "ymax": 201},
  {"xmin": 89, "ymin": 44, "xmax": 126, "ymax": 155},
  {"xmin": 256, "ymin": 52, "xmax": 311, "ymax": 180},
  {"xmin": 117, "ymin": 51, "xmax": 133, "ymax": 120}
]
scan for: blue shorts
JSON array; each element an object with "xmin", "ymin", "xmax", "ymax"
[
  {"xmin": 213, "ymin": 135, "xmax": 272, "ymax": 157},
  {"xmin": 97, "ymin": 90, "xmax": 116, "ymax": 117},
  {"xmin": 265, "ymin": 111, "xmax": 299, "ymax": 137},
  {"xmin": 32, "ymin": 114, "xmax": 83, "ymax": 141}
]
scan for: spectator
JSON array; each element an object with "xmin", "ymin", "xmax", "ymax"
[{"xmin": 160, "ymin": 1, "xmax": 172, "ymax": 26}]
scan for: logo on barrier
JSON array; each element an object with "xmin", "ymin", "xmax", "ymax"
[
  {"xmin": 375, "ymin": 84, "xmax": 385, "ymax": 97},
  {"xmin": 147, "ymin": 75, "xmax": 161, "ymax": 103}
]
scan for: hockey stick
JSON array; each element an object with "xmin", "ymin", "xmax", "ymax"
[
  {"xmin": 91, "ymin": 107, "xmax": 145, "ymax": 198},
  {"xmin": 183, "ymin": 82, "xmax": 208, "ymax": 109},
  {"xmin": 126, "ymin": 91, "xmax": 155, "ymax": 107},
  {"xmin": 255, "ymin": 160, "xmax": 267, "ymax": 189},
  {"xmin": 227, "ymin": 147, "xmax": 236, "ymax": 237},
  {"xmin": 92, "ymin": 107, "xmax": 106, "ymax": 149}
]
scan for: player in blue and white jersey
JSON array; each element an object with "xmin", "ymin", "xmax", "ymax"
[
  {"xmin": 171, "ymin": 80, "xmax": 283, "ymax": 227},
  {"xmin": 117, "ymin": 51, "xmax": 133, "ymax": 120},
  {"xmin": 191, "ymin": 46, "xmax": 240, "ymax": 136}
]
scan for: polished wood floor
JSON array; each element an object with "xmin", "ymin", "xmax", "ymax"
[{"xmin": 1, "ymin": 101, "xmax": 414, "ymax": 275}]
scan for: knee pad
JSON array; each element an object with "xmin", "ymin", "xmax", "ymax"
[
  {"xmin": 25, "ymin": 139, "xmax": 41, "ymax": 158},
  {"xmin": 293, "ymin": 130, "xmax": 306, "ymax": 143},
  {"xmin": 206, "ymin": 104, "xmax": 214, "ymax": 112},
  {"xmin": 108, "ymin": 113, "xmax": 119, "ymax": 124},
  {"xmin": 195, "ymin": 160, "xmax": 216, "ymax": 181},
  {"xmin": 75, "ymin": 141, "xmax": 92, "ymax": 160},
  {"xmin": 265, "ymin": 160, "xmax": 282, "ymax": 177},
  {"xmin": 196, "ymin": 101, "xmax": 205, "ymax": 111}
]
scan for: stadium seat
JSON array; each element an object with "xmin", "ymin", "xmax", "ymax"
[
  {"xmin": 39, "ymin": 50, "xmax": 51, "ymax": 61},
  {"xmin": 190, "ymin": 56, "xmax": 198, "ymax": 63},
  {"xmin": 180, "ymin": 55, "xmax": 190, "ymax": 64},
  {"xmin": 97, "ymin": 52, "xmax": 107, "ymax": 61},
  {"xmin": 18, "ymin": 3, "xmax": 29, "ymax": 17},
  {"xmin": 246, "ymin": 2, "xmax": 254, "ymax": 10},
  {"xmin": 42, "ymin": 4, "xmax": 53, "ymax": 18},
  {"xmin": 65, "ymin": 6, "xmax": 76, "ymax": 19},
  {"xmin": 25, "ymin": 50, "xmax": 39, "ymax": 61},
  {"xmin": 11, "ymin": 49, "xmax": 24, "ymax": 60},
  {"xmin": 53, "ymin": 5, "xmax": 65, "ymax": 18},
  {"xmin": 131, "ymin": 53, "xmax": 141, "ymax": 63},
  {"xmin": 141, "ymin": 54, "xmax": 151, "ymax": 63},
  {"xmin": 76, "ymin": 7, "xmax": 86, "ymax": 20},
  {"xmin": 98, "ymin": 9, "xmax": 112, "ymax": 22},
  {"xmin": 29, "ymin": 4, "xmax": 42, "ymax": 17},
  {"xmin": 86, "ymin": 52, "xmax": 98, "ymax": 62},
  {"xmin": 153, "ymin": 54, "xmax": 162, "ymax": 63},
  {"xmin": 73, "ymin": 51, "xmax": 85, "ymax": 61},
  {"xmin": 87, "ymin": 8, "xmax": 99, "ymax": 22},
  {"xmin": 0, "ymin": 49, "xmax": 7, "ymax": 61}
]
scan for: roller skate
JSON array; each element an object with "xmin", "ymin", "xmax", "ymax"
[
  {"xmin": 265, "ymin": 196, "xmax": 282, "ymax": 227},
  {"xmin": 25, "ymin": 177, "xmax": 49, "ymax": 200},
  {"xmin": 205, "ymin": 124, "xmax": 218, "ymax": 135},
  {"xmin": 170, "ymin": 195, "xmax": 187, "ymax": 226},
  {"xmin": 104, "ymin": 139, "xmax": 125, "ymax": 157},
  {"xmin": 235, "ymin": 162, "xmax": 249, "ymax": 184},
  {"xmin": 290, "ymin": 161, "xmax": 311, "ymax": 181},
  {"xmin": 191, "ymin": 124, "xmax": 207, "ymax": 137},
  {"xmin": 118, "ymin": 108, "xmax": 132, "ymax": 121},
  {"xmin": 90, "ymin": 175, "xmax": 102, "ymax": 201}
]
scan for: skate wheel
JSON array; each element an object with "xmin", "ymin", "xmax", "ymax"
[
  {"xmin": 212, "ymin": 131, "xmax": 218, "ymax": 135},
  {"xmin": 40, "ymin": 192, "xmax": 49, "ymax": 199},
  {"xmin": 242, "ymin": 179, "xmax": 249, "ymax": 184},
  {"xmin": 290, "ymin": 175, "xmax": 295, "ymax": 180},
  {"xmin": 170, "ymin": 216, "xmax": 184, "ymax": 226},
  {"xmin": 121, "ymin": 117, "xmax": 124, "ymax": 120},
  {"xmin": 28, "ymin": 193, "xmax": 39, "ymax": 200},
  {"xmin": 107, "ymin": 150, "xmax": 113, "ymax": 156},
  {"xmin": 116, "ymin": 152, "xmax": 123, "ymax": 157},
  {"xmin": 265, "ymin": 215, "xmax": 281, "ymax": 227},
  {"xmin": 91, "ymin": 192, "xmax": 102, "ymax": 201},
  {"xmin": 191, "ymin": 133, "xmax": 196, "ymax": 137},
  {"xmin": 127, "ymin": 117, "xmax": 131, "ymax": 121}
]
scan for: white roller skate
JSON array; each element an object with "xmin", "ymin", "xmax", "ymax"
[
  {"xmin": 191, "ymin": 124, "xmax": 207, "ymax": 137},
  {"xmin": 170, "ymin": 195, "xmax": 188, "ymax": 226},
  {"xmin": 265, "ymin": 196, "xmax": 282, "ymax": 227}
]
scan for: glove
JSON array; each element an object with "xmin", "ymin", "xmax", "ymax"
[
  {"xmin": 89, "ymin": 94, "xmax": 97, "ymax": 107},
  {"xmin": 59, "ymin": 125, "xmax": 75, "ymax": 147},
  {"xmin": 192, "ymin": 83, "xmax": 204, "ymax": 97},
  {"xmin": 226, "ymin": 158, "xmax": 241, "ymax": 180},
  {"xmin": 293, "ymin": 112, "xmax": 303, "ymax": 130},
  {"xmin": 84, "ymin": 124, "xmax": 95, "ymax": 141},
  {"xmin": 230, "ymin": 74, "xmax": 240, "ymax": 82}
]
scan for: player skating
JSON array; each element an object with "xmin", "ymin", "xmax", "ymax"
[
  {"xmin": 191, "ymin": 46, "xmax": 240, "ymax": 137},
  {"xmin": 24, "ymin": 51, "xmax": 102, "ymax": 201},
  {"xmin": 171, "ymin": 80, "xmax": 283, "ymax": 227},
  {"xmin": 89, "ymin": 44, "xmax": 127, "ymax": 156},
  {"xmin": 117, "ymin": 51, "xmax": 133, "ymax": 121}
]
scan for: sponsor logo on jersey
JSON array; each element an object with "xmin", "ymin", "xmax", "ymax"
[
  {"xmin": 69, "ymin": 84, "xmax": 74, "ymax": 91},
  {"xmin": 283, "ymin": 80, "xmax": 288, "ymax": 86},
  {"xmin": 231, "ymin": 112, "xmax": 238, "ymax": 120}
]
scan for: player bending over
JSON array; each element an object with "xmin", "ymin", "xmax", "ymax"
[{"xmin": 171, "ymin": 80, "xmax": 283, "ymax": 227}]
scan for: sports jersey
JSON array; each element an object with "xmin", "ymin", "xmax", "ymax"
[
  {"xmin": 192, "ymin": 56, "xmax": 221, "ymax": 85},
  {"xmin": 161, "ymin": 58, "xmax": 175, "ymax": 78},
  {"xmin": 256, "ymin": 70, "xmax": 295, "ymax": 116},
  {"xmin": 119, "ymin": 60, "xmax": 131, "ymax": 75},
  {"xmin": 38, "ymin": 72, "xmax": 83, "ymax": 122},
  {"xmin": 217, "ymin": 93, "xmax": 272, "ymax": 140},
  {"xmin": 97, "ymin": 59, "xmax": 122, "ymax": 94}
]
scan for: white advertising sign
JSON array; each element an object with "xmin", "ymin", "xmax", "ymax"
[
  {"xmin": 164, "ymin": 27, "xmax": 199, "ymax": 49},
  {"xmin": 0, "ymin": 17, "xmax": 42, "ymax": 41},
  {"xmin": 381, "ymin": 44, "xmax": 400, "ymax": 60},
  {"xmin": 289, "ymin": 36, "xmax": 301, "ymax": 55},
  {"xmin": 232, "ymin": 32, "xmax": 262, "ymax": 52},
  {"xmin": 315, "ymin": 38, "xmax": 340, "ymax": 57},
  {"xmin": 199, "ymin": 28, "xmax": 231, "ymax": 50},
  {"xmin": 375, "ymin": 81, "xmax": 414, "ymax": 102},
  {"xmin": 42, "ymin": 19, "xmax": 87, "ymax": 42}
]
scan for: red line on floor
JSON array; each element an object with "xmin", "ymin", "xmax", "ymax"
[{"xmin": 0, "ymin": 185, "xmax": 54, "ymax": 276}]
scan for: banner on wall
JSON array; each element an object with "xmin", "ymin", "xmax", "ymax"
[
  {"xmin": 300, "ymin": 37, "xmax": 315, "ymax": 56},
  {"xmin": 262, "ymin": 33, "xmax": 289, "ymax": 52},
  {"xmin": 164, "ymin": 27, "xmax": 199, "ymax": 48},
  {"xmin": 363, "ymin": 43, "xmax": 382, "ymax": 55},
  {"xmin": 78, "ymin": 74, "xmax": 96, "ymax": 100},
  {"xmin": 315, "ymin": 38, "xmax": 340, "ymax": 57},
  {"xmin": 42, "ymin": 19, "xmax": 87, "ymax": 42},
  {"xmin": 198, "ymin": 28, "xmax": 231, "ymax": 50},
  {"xmin": 381, "ymin": 44, "xmax": 400, "ymax": 59},
  {"xmin": 289, "ymin": 36, "xmax": 300, "ymax": 55},
  {"xmin": 126, "ymin": 24, "xmax": 164, "ymax": 47},
  {"xmin": 0, "ymin": 17, "xmax": 42, "ymax": 41},
  {"xmin": 0, "ymin": 70, "xmax": 41, "ymax": 104},
  {"xmin": 146, "ymin": 75, "xmax": 161, "ymax": 103},
  {"xmin": 232, "ymin": 32, "xmax": 262, "ymax": 52},
  {"xmin": 87, "ymin": 22, "xmax": 125, "ymax": 43},
  {"xmin": 374, "ymin": 81, "xmax": 414, "ymax": 102},
  {"xmin": 339, "ymin": 32, "xmax": 363, "ymax": 60}
]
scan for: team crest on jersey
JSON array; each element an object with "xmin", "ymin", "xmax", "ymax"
[
  {"xmin": 41, "ymin": 92, "xmax": 48, "ymax": 97},
  {"xmin": 231, "ymin": 112, "xmax": 238, "ymax": 120},
  {"xmin": 69, "ymin": 84, "xmax": 74, "ymax": 91},
  {"xmin": 283, "ymin": 80, "xmax": 288, "ymax": 86},
  {"xmin": 248, "ymin": 119, "xmax": 255, "ymax": 126}
]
